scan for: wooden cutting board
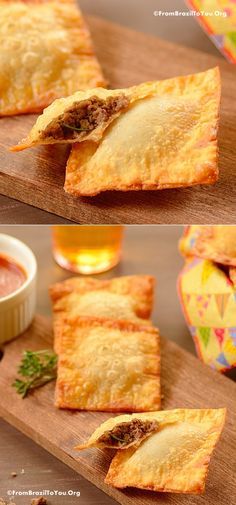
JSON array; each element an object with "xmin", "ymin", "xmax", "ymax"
[
  {"xmin": 0, "ymin": 16, "xmax": 236, "ymax": 224},
  {"xmin": 0, "ymin": 314, "xmax": 235, "ymax": 505}
]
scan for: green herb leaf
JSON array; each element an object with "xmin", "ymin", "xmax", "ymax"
[
  {"xmin": 110, "ymin": 433, "xmax": 126, "ymax": 444},
  {"xmin": 63, "ymin": 123, "xmax": 90, "ymax": 132},
  {"xmin": 12, "ymin": 349, "xmax": 57, "ymax": 398}
]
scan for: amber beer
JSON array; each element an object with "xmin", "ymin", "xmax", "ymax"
[{"xmin": 52, "ymin": 226, "xmax": 124, "ymax": 274}]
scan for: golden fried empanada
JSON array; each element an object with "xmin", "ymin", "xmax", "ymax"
[
  {"xmin": 49, "ymin": 275, "xmax": 154, "ymax": 353},
  {"xmin": 55, "ymin": 317, "xmax": 161, "ymax": 411},
  {"xmin": 0, "ymin": 0, "xmax": 106, "ymax": 116},
  {"xmin": 180, "ymin": 226, "xmax": 236, "ymax": 266},
  {"xmin": 64, "ymin": 67, "xmax": 220, "ymax": 196},
  {"xmin": 105, "ymin": 408, "xmax": 226, "ymax": 493},
  {"xmin": 76, "ymin": 414, "xmax": 159, "ymax": 450}
]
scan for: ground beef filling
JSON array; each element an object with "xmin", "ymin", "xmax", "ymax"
[
  {"xmin": 99, "ymin": 419, "xmax": 159, "ymax": 448},
  {"xmin": 41, "ymin": 94, "xmax": 130, "ymax": 141}
]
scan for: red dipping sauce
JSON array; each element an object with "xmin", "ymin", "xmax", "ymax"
[{"xmin": 0, "ymin": 253, "xmax": 27, "ymax": 298}]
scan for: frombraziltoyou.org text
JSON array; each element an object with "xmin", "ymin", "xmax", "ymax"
[
  {"xmin": 7, "ymin": 489, "xmax": 81, "ymax": 498},
  {"xmin": 153, "ymin": 10, "xmax": 227, "ymax": 17}
]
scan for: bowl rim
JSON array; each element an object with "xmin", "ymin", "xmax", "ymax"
[{"xmin": 0, "ymin": 233, "xmax": 37, "ymax": 303}]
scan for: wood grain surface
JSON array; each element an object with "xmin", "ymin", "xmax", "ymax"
[
  {"xmin": 0, "ymin": 417, "xmax": 116, "ymax": 505},
  {"xmin": 0, "ymin": 315, "xmax": 235, "ymax": 505},
  {"xmin": 0, "ymin": 195, "xmax": 73, "ymax": 224},
  {"xmin": 0, "ymin": 16, "xmax": 235, "ymax": 224}
]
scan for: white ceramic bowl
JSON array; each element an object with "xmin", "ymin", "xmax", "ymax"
[{"xmin": 0, "ymin": 234, "xmax": 37, "ymax": 345}]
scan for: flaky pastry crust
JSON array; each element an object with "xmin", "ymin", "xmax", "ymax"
[{"xmin": 0, "ymin": 0, "xmax": 106, "ymax": 116}]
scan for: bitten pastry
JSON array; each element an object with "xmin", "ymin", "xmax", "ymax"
[
  {"xmin": 49, "ymin": 275, "xmax": 154, "ymax": 353},
  {"xmin": 11, "ymin": 79, "xmax": 173, "ymax": 151},
  {"xmin": 64, "ymin": 67, "xmax": 220, "ymax": 196},
  {"xmin": 11, "ymin": 88, "xmax": 130, "ymax": 151},
  {"xmin": 180, "ymin": 226, "xmax": 236, "ymax": 267},
  {"xmin": 76, "ymin": 414, "xmax": 160, "ymax": 450},
  {"xmin": 0, "ymin": 0, "xmax": 105, "ymax": 116},
  {"xmin": 55, "ymin": 317, "xmax": 161, "ymax": 412},
  {"xmin": 105, "ymin": 408, "xmax": 226, "ymax": 494}
]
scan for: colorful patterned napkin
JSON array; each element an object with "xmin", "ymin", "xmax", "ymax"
[
  {"xmin": 186, "ymin": 0, "xmax": 236, "ymax": 63},
  {"xmin": 178, "ymin": 226, "xmax": 236, "ymax": 372},
  {"xmin": 178, "ymin": 258, "xmax": 236, "ymax": 372}
]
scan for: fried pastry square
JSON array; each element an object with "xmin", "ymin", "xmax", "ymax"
[
  {"xmin": 0, "ymin": 0, "xmax": 106, "ymax": 116},
  {"xmin": 105, "ymin": 408, "xmax": 226, "ymax": 493},
  {"xmin": 181, "ymin": 226, "xmax": 236, "ymax": 267},
  {"xmin": 64, "ymin": 67, "xmax": 220, "ymax": 196},
  {"xmin": 49, "ymin": 275, "xmax": 154, "ymax": 353},
  {"xmin": 55, "ymin": 318, "xmax": 161, "ymax": 411}
]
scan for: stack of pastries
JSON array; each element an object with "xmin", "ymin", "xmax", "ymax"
[
  {"xmin": 49, "ymin": 274, "xmax": 226, "ymax": 494},
  {"xmin": 49, "ymin": 275, "xmax": 160, "ymax": 412}
]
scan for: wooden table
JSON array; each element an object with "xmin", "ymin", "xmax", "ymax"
[{"xmin": 0, "ymin": 225, "xmax": 235, "ymax": 504}]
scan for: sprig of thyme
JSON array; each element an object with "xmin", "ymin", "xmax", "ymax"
[
  {"xmin": 63, "ymin": 123, "xmax": 90, "ymax": 132},
  {"xmin": 110, "ymin": 433, "xmax": 126, "ymax": 444},
  {"xmin": 12, "ymin": 349, "xmax": 57, "ymax": 398}
]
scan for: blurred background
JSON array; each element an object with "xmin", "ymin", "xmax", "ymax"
[{"xmin": 79, "ymin": 0, "xmax": 221, "ymax": 57}]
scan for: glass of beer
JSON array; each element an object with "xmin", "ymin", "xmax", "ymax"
[{"xmin": 52, "ymin": 226, "xmax": 124, "ymax": 274}]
